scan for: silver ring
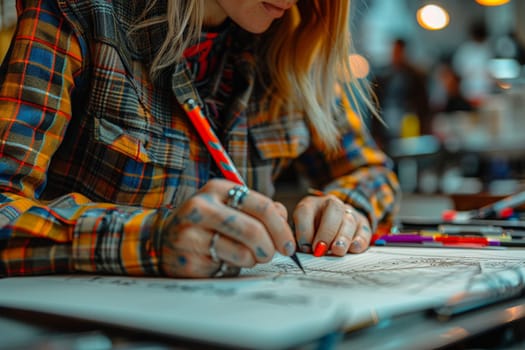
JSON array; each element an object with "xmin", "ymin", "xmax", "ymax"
[
  {"xmin": 345, "ymin": 208, "xmax": 354, "ymax": 216},
  {"xmin": 212, "ymin": 261, "xmax": 241, "ymax": 278},
  {"xmin": 226, "ymin": 185, "xmax": 249, "ymax": 209},
  {"xmin": 213, "ymin": 261, "xmax": 229, "ymax": 278},
  {"xmin": 209, "ymin": 233, "xmax": 220, "ymax": 263}
]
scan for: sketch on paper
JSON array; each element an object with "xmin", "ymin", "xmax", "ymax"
[
  {"xmin": 242, "ymin": 248, "xmax": 525, "ymax": 294},
  {"xmin": 24, "ymin": 247, "xmax": 525, "ymax": 302}
]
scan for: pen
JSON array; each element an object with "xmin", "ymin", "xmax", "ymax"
[
  {"xmin": 373, "ymin": 240, "xmax": 506, "ymax": 250},
  {"xmin": 381, "ymin": 232, "xmax": 525, "ymax": 248},
  {"xmin": 377, "ymin": 233, "xmax": 501, "ymax": 247},
  {"xmin": 378, "ymin": 234, "xmax": 434, "ymax": 243},
  {"xmin": 183, "ymin": 98, "xmax": 305, "ymax": 274},
  {"xmin": 436, "ymin": 224, "xmax": 525, "ymax": 240},
  {"xmin": 442, "ymin": 190, "xmax": 525, "ymax": 221},
  {"xmin": 431, "ymin": 233, "xmax": 525, "ymax": 247},
  {"xmin": 378, "ymin": 233, "xmax": 493, "ymax": 245},
  {"xmin": 438, "ymin": 224, "xmax": 504, "ymax": 236}
]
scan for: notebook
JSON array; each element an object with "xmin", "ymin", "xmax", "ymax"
[{"xmin": 0, "ymin": 247, "xmax": 524, "ymax": 349}]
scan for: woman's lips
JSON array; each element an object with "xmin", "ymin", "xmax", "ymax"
[{"xmin": 262, "ymin": 2, "xmax": 287, "ymax": 18}]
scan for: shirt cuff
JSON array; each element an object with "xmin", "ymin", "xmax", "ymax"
[{"xmin": 72, "ymin": 206, "xmax": 167, "ymax": 276}]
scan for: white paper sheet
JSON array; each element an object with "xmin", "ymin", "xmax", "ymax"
[{"xmin": 0, "ymin": 247, "xmax": 524, "ymax": 349}]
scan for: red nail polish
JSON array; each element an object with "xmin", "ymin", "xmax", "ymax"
[{"xmin": 313, "ymin": 241, "xmax": 328, "ymax": 257}]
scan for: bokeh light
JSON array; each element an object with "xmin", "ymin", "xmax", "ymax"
[
  {"xmin": 417, "ymin": 4, "xmax": 450, "ymax": 31},
  {"xmin": 475, "ymin": 0, "xmax": 511, "ymax": 6},
  {"xmin": 349, "ymin": 54, "xmax": 370, "ymax": 79}
]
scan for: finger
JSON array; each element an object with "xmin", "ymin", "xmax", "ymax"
[
  {"xmin": 225, "ymin": 186, "xmax": 296, "ymax": 258},
  {"xmin": 211, "ymin": 204, "xmax": 276, "ymax": 263},
  {"xmin": 349, "ymin": 213, "xmax": 373, "ymax": 254},
  {"xmin": 330, "ymin": 211, "xmax": 359, "ymax": 256},
  {"xmin": 292, "ymin": 198, "xmax": 318, "ymax": 253},
  {"xmin": 312, "ymin": 197, "xmax": 346, "ymax": 257},
  {"xmin": 273, "ymin": 201, "xmax": 288, "ymax": 222},
  {"xmin": 207, "ymin": 232, "xmax": 257, "ymax": 268},
  {"xmin": 161, "ymin": 228, "xmax": 249, "ymax": 278},
  {"xmin": 177, "ymin": 192, "xmax": 276, "ymax": 263},
  {"xmin": 176, "ymin": 229, "xmax": 257, "ymax": 268}
]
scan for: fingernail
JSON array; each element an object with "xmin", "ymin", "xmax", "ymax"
[
  {"xmin": 313, "ymin": 241, "xmax": 328, "ymax": 257},
  {"xmin": 256, "ymin": 246, "xmax": 269, "ymax": 258},
  {"xmin": 350, "ymin": 238, "xmax": 362, "ymax": 252},
  {"xmin": 334, "ymin": 240, "xmax": 346, "ymax": 248},
  {"xmin": 284, "ymin": 241, "xmax": 295, "ymax": 256},
  {"xmin": 300, "ymin": 243, "xmax": 312, "ymax": 253}
]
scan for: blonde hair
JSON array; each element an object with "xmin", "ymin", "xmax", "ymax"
[{"xmin": 133, "ymin": 0, "xmax": 375, "ymax": 151}]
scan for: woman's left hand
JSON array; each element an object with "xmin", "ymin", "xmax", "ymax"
[{"xmin": 292, "ymin": 194, "xmax": 372, "ymax": 257}]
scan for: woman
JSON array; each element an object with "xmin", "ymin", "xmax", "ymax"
[{"xmin": 0, "ymin": 0, "xmax": 400, "ymax": 278}]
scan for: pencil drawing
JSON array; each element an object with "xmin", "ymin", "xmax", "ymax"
[
  {"xmin": 54, "ymin": 248, "xmax": 525, "ymax": 301},
  {"xmin": 242, "ymin": 249, "xmax": 525, "ymax": 294}
]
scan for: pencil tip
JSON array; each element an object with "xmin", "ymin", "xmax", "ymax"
[{"xmin": 290, "ymin": 253, "xmax": 306, "ymax": 274}]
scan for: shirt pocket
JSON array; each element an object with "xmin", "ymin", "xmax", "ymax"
[
  {"xmin": 93, "ymin": 116, "xmax": 189, "ymax": 206},
  {"xmin": 247, "ymin": 119, "xmax": 310, "ymax": 195},
  {"xmin": 249, "ymin": 119, "xmax": 310, "ymax": 160}
]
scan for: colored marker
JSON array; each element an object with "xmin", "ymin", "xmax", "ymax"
[
  {"xmin": 373, "ymin": 240, "xmax": 506, "ymax": 250},
  {"xmin": 376, "ymin": 233, "xmax": 510, "ymax": 247},
  {"xmin": 433, "ymin": 235, "xmax": 494, "ymax": 246},
  {"xmin": 379, "ymin": 234, "xmax": 434, "ymax": 243},
  {"xmin": 183, "ymin": 98, "xmax": 305, "ymax": 274},
  {"xmin": 442, "ymin": 190, "xmax": 525, "ymax": 221},
  {"xmin": 437, "ymin": 224, "xmax": 504, "ymax": 236}
]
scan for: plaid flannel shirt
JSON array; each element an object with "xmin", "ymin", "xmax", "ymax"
[{"xmin": 0, "ymin": 0, "xmax": 400, "ymax": 277}]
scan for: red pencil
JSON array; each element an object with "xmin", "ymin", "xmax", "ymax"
[
  {"xmin": 182, "ymin": 98, "xmax": 306, "ymax": 273},
  {"xmin": 434, "ymin": 235, "xmax": 491, "ymax": 245},
  {"xmin": 182, "ymin": 99, "xmax": 245, "ymax": 185}
]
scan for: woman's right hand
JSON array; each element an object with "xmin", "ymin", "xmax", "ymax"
[{"xmin": 159, "ymin": 179, "xmax": 296, "ymax": 278}]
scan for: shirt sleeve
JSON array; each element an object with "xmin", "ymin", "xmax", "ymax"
[
  {"xmin": 0, "ymin": 0, "xmax": 165, "ymax": 277},
  {"xmin": 296, "ymin": 96, "xmax": 401, "ymax": 231}
]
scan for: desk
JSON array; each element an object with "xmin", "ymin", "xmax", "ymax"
[
  {"xmin": 1, "ymin": 193, "xmax": 525, "ymax": 350},
  {"xmin": 0, "ymin": 308, "xmax": 180, "ymax": 350},
  {"xmin": 341, "ymin": 295, "xmax": 525, "ymax": 350},
  {"xmin": 1, "ymin": 298, "xmax": 525, "ymax": 350},
  {"xmin": 1, "ymin": 248, "xmax": 525, "ymax": 350}
]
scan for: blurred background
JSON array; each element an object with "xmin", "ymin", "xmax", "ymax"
[
  {"xmin": 1, "ymin": 0, "xmax": 525, "ymax": 201},
  {"xmin": 0, "ymin": 0, "xmax": 15, "ymax": 61},
  {"xmin": 349, "ymin": 0, "xmax": 525, "ymax": 199}
]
